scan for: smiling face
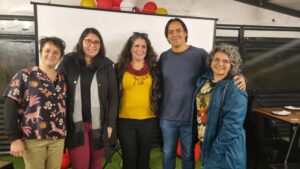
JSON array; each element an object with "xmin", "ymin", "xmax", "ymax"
[
  {"xmin": 211, "ymin": 51, "xmax": 231, "ymax": 80},
  {"xmin": 167, "ymin": 21, "xmax": 187, "ymax": 49},
  {"xmin": 131, "ymin": 38, "xmax": 147, "ymax": 62},
  {"xmin": 39, "ymin": 42, "xmax": 62, "ymax": 69},
  {"xmin": 82, "ymin": 33, "xmax": 101, "ymax": 60}
]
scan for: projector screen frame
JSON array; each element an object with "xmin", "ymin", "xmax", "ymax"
[{"xmin": 32, "ymin": 2, "xmax": 217, "ymax": 65}]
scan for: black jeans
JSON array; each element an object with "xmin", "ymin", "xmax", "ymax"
[{"xmin": 117, "ymin": 117, "xmax": 158, "ymax": 169}]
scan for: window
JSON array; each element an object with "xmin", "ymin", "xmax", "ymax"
[
  {"xmin": 216, "ymin": 25, "xmax": 300, "ymax": 92},
  {"xmin": 0, "ymin": 15, "xmax": 35, "ymax": 94}
]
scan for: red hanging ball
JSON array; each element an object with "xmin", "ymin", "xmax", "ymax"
[
  {"xmin": 142, "ymin": 1, "xmax": 157, "ymax": 14},
  {"xmin": 112, "ymin": 0, "xmax": 122, "ymax": 6},
  {"xmin": 97, "ymin": 0, "xmax": 113, "ymax": 10},
  {"xmin": 60, "ymin": 149, "xmax": 71, "ymax": 169}
]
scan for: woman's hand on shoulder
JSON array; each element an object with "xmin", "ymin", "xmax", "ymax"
[{"xmin": 233, "ymin": 75, "xmax": 246, "ymax": 91}]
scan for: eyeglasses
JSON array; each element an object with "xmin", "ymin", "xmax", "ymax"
[
  {"xmin": 212, "ymin": 58, "xmax": 231, "ymax": 65},
  {"xmin": 133, "ymin": 32, "xmax": 148, "ymax": 37},
  {"xmin": 84, "ymin": 39, "xmax": 100, "ymax": 47}
]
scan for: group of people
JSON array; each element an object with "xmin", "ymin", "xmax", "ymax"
[{"xmin": 3, "ymin": 17, "xmax": 248, "ymax": 169}]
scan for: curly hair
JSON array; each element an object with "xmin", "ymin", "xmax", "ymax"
[
  {"xmin": 208, "ymin": 43, "xmax": 242, "ymax": 77},
  {"xmin": 115, "ymin": 32, "xmax": 161, "ymax": 114},
  {"xmin": 115, "ymin": 32, "xmax": 158, "ymax": 80}
]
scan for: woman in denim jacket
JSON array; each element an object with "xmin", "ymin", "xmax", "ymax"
[{"xmin": 193, "ymin": 43, "xmax": 248, "ymax": 169}]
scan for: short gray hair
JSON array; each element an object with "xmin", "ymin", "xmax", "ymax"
[{"xmin": 208, "ymin": 43, "xmax": 242, "ymax": 76}]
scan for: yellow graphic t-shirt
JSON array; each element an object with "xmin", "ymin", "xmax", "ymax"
[{"xmin": 119, "ymin": 71, "xmax": 155, "ymax": 119}]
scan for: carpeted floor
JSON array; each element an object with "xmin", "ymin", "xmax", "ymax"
[{"xmin": 0, "ymin": 147, "xmax": 203, "ymax": 169}]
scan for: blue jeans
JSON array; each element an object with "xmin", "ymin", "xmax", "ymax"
[{"xmin": 160, "ymin": 119, "xmax": 194, "ymax": 169}]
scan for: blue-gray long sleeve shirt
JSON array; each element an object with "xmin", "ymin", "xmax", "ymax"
[{"xmin": 159, "ymin": 45, "xmax": 209, "ymax": 122}]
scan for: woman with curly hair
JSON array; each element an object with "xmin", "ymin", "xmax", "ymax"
[
  {"xmin": 115, "ymin": 32, "xmax": 161, "ymax": 169},
  {"xmin": 193, "ymin": 43, "xmax": 248, "ymax": 169}
]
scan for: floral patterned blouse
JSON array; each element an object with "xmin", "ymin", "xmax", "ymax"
[
  {"xmin": 4, "ymin": 66, "xmax": 67, "ymax": 140},
  {"xmin": 196, "ymin": 80, "xmax": 214, "ymax": 141}
]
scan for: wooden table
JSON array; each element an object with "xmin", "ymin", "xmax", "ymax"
[
  {"xmin": 254, "ymin": 107, "xmax": 300, "ymax": 168},
  {"xmin": 254, "ymin": 107, "xmax": 300, "ymax": 125}
]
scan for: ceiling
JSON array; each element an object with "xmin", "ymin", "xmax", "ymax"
[
  {"xmin": 268, "ymin": 0, "xmax": 300, "ymax": 11},
  {"xmin": 236, "ymin": 0, "xmax": 300, "ymax": 18}
]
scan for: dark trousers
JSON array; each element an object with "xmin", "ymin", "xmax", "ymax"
[{"xmin": 117, "ymin": 117, "xmax": 157, "ymax": 169}]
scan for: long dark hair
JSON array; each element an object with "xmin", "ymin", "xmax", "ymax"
[
  {"xmin": 116, "ymin": 32, "xmax": 157, "ymax": 80},
  {"xmin": 74, "ymin": 28, "xmax": 106, "ymax": 69},
  {"xmin": 116, "ymin": 32, "xmax": 161, "ymax": 114}
]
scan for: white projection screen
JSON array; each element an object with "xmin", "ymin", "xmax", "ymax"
[{"xmin": 33, "ymin": 3, "xmax": 216, "ymax": 62}]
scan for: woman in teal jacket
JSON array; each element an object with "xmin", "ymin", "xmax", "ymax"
[{"xmin": 193, "ymin": 43, "xmax": 248, "ymax": 169}]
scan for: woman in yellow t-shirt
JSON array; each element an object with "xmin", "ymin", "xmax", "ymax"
[{"xmin": 115, "ymin": 32, "xmax": 161, "ymax": 169}]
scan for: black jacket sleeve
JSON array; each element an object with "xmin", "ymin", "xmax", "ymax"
[
  {"xmin": 107, "ymin": 63, "xmax": 118, "ymax": 128},
  {"xmin": 4, "ymin": 97, "xmax": 23, "ymax": 142}
]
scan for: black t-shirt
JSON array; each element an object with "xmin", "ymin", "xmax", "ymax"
[{"xmin": 80, "ymin": 66, "xmax": 96, "ymax": 122}]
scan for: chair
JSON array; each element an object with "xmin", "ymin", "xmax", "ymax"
[
  {"xmin": 262, "ymin": 120, "xmax": 289, "ymax": 164},
  {"xmin": 269, "ymin": 126, "xmax": 300, "ymax": 169},
  {"xmin": 0, "ymin": 159, "xmax": 14, "ymax": 169}
]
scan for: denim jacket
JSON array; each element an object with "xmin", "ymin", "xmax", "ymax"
[{"xmin": 193, "ymin": 71, "xmax": 248, "ymax": 169}]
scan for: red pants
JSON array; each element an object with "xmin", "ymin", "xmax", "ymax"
[{"xmin": 69, "ymin": 123, "xmax": 104, "ymax": 169}]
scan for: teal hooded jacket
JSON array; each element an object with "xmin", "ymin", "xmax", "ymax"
[{"xmin": 193, "ymin": 71, "xmax": 248, "ymax": 169}]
